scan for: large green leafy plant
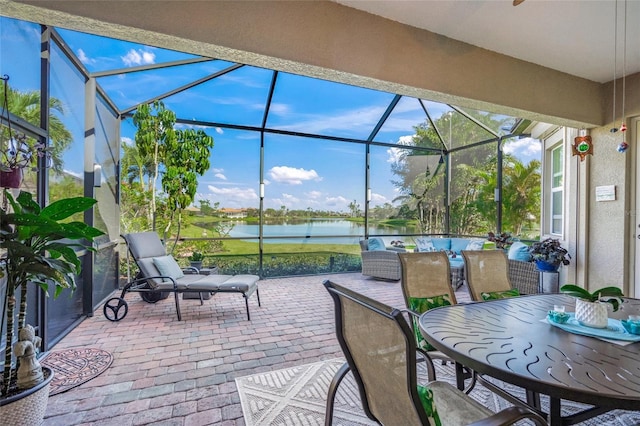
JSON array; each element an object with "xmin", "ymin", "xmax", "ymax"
[{"xmin": 0, "ymin": 190, "xmax": 104, "ymax": 396}]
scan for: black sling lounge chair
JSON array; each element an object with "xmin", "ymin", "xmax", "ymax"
[{"xmin": 103, "ymin": 232, "xmax": 260, "ymax": 321}]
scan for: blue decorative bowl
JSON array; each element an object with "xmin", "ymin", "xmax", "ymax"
[
  {"xmin": 548, "ymin": 311, "xmax": 570, "ymax": 324},
  {"xmin": 621, "ymin": 320, "xmax": 640, "ymax": 335}
]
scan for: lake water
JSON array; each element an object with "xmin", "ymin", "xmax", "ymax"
[{"xmin": 227, "ymin": 218, "xmax": 416, "ymax": 244}]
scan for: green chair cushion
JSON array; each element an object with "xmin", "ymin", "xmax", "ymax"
[
  {"xmin": 417, "ymin": 385, "xmax": 442, "ymax": 426},
  {"xmin": 408, "ymin": 294, "xmax": 453, "ymax": 351},
  {"xmin": 481, "ymin": 288, "xmax": 520, "ymax": 301}
]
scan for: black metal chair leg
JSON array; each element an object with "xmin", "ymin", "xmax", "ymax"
[
  {"xmin": 256, "ymin": 287, "xmax": 261, "ymax": 306},
  {"xmin": 245, "ymin": 295, "xmax": 250, "ymax": 321},
  {"xmin": 325, "ymin": 362, "xmax": 350, "ymax": 426},
  {"xmin": 174, "ymin": 292, "xmax": 182, "ymax": 321}
]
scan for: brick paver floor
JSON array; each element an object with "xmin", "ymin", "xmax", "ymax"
[{"xmin": 43, "ymin": 273, "xmax": 470, "ymax": 426}]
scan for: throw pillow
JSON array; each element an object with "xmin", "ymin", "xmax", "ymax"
[
  {"xmin": 465, "ymin": 239, "xmax": 485, "ymax": 251},
  {"xmin": 152, "ymin": 255, "xmax": 185, "ymax": 280},
  {"xmin": 450, "ymin": 238, "xmax": 469, "ymax": 255},
  {"xmin": 415, "ymin": 237, "xmax": 435, "ymax": 252},
  {"xmin": 431, "ymin": 238, "xmax": 451, "ymax": 251},
  {"xmin": 417, "ymin": 385, "xmax": 442, "ymax": 426},
  {"xmin": 508, "ymin": 241, "xmax": 532, "ymax": 262},
  {"xmin": 367, "ymin": 237, "xmax": 386, "ymax": 251},
  {"xmin": 481, "ymin": 288, "xmax": 520, "ymax": 301},
  {"xmin": 408, "ymin": 295, "xmax": 453, "ymax": 351}
]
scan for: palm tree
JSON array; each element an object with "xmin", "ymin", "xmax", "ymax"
[{"xmin": 1, "ymin": 85, "xmax": 72, "ymax": 173}]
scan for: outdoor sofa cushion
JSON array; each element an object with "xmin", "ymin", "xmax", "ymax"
[
  {"xmin": 508, "ymin": 241, "xmax": 532, "ymax": 262},
  {"xmin": 367, "ymin": 237, "xmax": 387, "ymax": 251},
  {"xmin": 415, "ymin": 237, "xmax": 486, "ymax": 254}
]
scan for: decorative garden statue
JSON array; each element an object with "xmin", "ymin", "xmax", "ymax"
[{"xmin": 13, "ymin": 325, "xmax": 44, "ymax": 389}]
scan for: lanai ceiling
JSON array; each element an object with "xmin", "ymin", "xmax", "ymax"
[{"xmin": 335, "ymin": 0, "xmax": 640, "ymax": 84}]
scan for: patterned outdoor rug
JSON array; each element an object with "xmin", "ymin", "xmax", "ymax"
[
  {"xmin": 236, "ymin": 358, "xmax": 640, "ymax": 426},
  {"xmin": 41, "ymin": 347, "xmax": 113, "ymax": 396}
]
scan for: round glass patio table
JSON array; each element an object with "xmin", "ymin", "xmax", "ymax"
[{"xmin": 418, "ymin": 293, "xmax": 640, "ymax": 426}]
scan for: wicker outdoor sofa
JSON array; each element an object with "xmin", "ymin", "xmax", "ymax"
[
  {"xmin": 359, "ymin": 238, "xmax": 542, "ymax": 294},
  {"xmin": 359, "ymin": 239, "xmax": 405, "ymax": 281}
]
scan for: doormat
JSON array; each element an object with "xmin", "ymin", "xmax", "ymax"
[
  {"xmin": 40, "ymin": 347, "xmax": 113, "ymax": 396},
  {"xmin": 236, "ymin": 358, "xmax": 639, "ymax": 426}
]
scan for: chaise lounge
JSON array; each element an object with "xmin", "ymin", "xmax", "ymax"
[{"xmin": 103, "ymin": 232, "xmax": 260, "ymax": 321}]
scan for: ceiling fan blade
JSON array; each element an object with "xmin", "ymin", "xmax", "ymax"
[{"xmin": 513, "ymin": 0, "xmax": 526, "ymax": 5}]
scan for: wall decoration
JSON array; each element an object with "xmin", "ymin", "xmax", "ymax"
[{"xmin": 572, "ymin": 135, "xmax": 593, "ymax": 161}]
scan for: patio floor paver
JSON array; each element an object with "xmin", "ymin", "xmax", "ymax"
[{"xmin": 42, "ymin": 272, "xmax": 470, "ymax": 426}]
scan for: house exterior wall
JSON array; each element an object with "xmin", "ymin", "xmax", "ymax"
[{"xmin": 586, "ymin": 125, "xmax": 634, "ymax": 295}]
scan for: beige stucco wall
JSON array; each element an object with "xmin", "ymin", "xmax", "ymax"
[{"xmin": 585, "ymin": 125, "xmax": 634, "ymax": 294}]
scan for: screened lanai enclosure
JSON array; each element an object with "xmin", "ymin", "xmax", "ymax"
[{"xmin": 1, "ymin": 16, "xmax": 545, "ymax": 346}]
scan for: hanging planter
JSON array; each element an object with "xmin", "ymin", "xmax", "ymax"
[
  {"xmin": 1, "ymin": 75, "xmax": 52, "ymax": 183},
  {"xmin": 0, "ymin": 167, "xmax": 22, "ymax": 188}
]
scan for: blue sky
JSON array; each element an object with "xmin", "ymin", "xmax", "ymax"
[{"xmin": 2, "ymin": 17, "xmax": 540, "ymax": 213}]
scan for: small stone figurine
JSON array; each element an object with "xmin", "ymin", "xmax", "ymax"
[{"xmin": 13, "ymin": 324, "xmax": 44, "ymax": 389}]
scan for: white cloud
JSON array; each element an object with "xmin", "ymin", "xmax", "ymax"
[
  {"xmin": 121, "ymin": 136, "xmax": 134, "ymax": 146},
  {"xmin": 207, "ymin": 185, "xmax": 258, "ymax": 201},
  {"xmin": 264, "ymin": 179, "xmax": 271, "ymax": 186},
  {"xmin": 503, "ymin": 137, "xmax": 541, "ymax": 159},
  {"xmin": 76, "ymin": 48, "xmax": 95, "ymax": 64},
  {"xmin": 268, "ymin": 166, "xmax": 322, "ymax": 185},
  {"xmin": 386, "ymin": 135, "xmax": 415, "ymax": 163},
  {"xmin": 215, "ymin": 127, "xmax": 224, "ymax": 134},
  {"xmin": 324, "ymin": 195, "xmax": 349, "ymax": 208},
  {"xmin": 282, "ymin": 193, "xmax": 299, "ymax": 203},
  {"xmin": 214, "ymin": 173, "xmax": 227, "ymax": 180},
  {"xmin": 305, "ymin": 190, "xmax": 322, "ymax": 199},
  {"xmin": 268, "ymin": 103, "xmax": 290, "ymax": 115},
  {"xmin": 275, "ymin": 105, "xmax": 389, "ymax": 135},
  {"xmin": 63, "ymin": 169, "xmax": 82, "ymax": 179},
  {"xmin": 121, "ymin": 49, "xmax": 156, "ymax": 66},
  {"xmin": 370, "ymin": 193, "xmax": 388, "ymax": 204}
]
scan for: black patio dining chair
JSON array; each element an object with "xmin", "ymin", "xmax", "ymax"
[{"xmin": 323, "ymin": 280, "xmax": 548, "ymax": 426}]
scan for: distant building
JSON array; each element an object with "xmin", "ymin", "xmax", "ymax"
[{"xmin": 220, "ymin": 208, "xmax": 248, "ymax": 218}]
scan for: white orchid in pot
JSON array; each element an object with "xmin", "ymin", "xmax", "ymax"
[
  {"xmin": 0, "ymin": 190, "xmax": 104, "ymax": 425},
  {"xmin": 560, "ymin": 284, "xmax": 624, "ymax": 329}
]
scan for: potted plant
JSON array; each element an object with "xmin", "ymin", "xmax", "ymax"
[
  {"xmin": 188, "ymin": 251, "xmax": 204, "ymax": 270},
  {"xmin": 487, "ymin": 232, "xmax": 513, "ymax": 250},
  {"xmin": 0, "ymin": 190, "xmax": 104, "ymax": 425},
  {"xmin": 528, "ymin": 238, "xmax": 571, "ymax": 272},
  {"xmin": 560, "ymin": 284, "xmax": 623, "ymax": 328}
]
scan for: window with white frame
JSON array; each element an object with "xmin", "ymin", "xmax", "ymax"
[{"xmin": 550, "ymin": 143, "xmax": 564, "ymax": 235}]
